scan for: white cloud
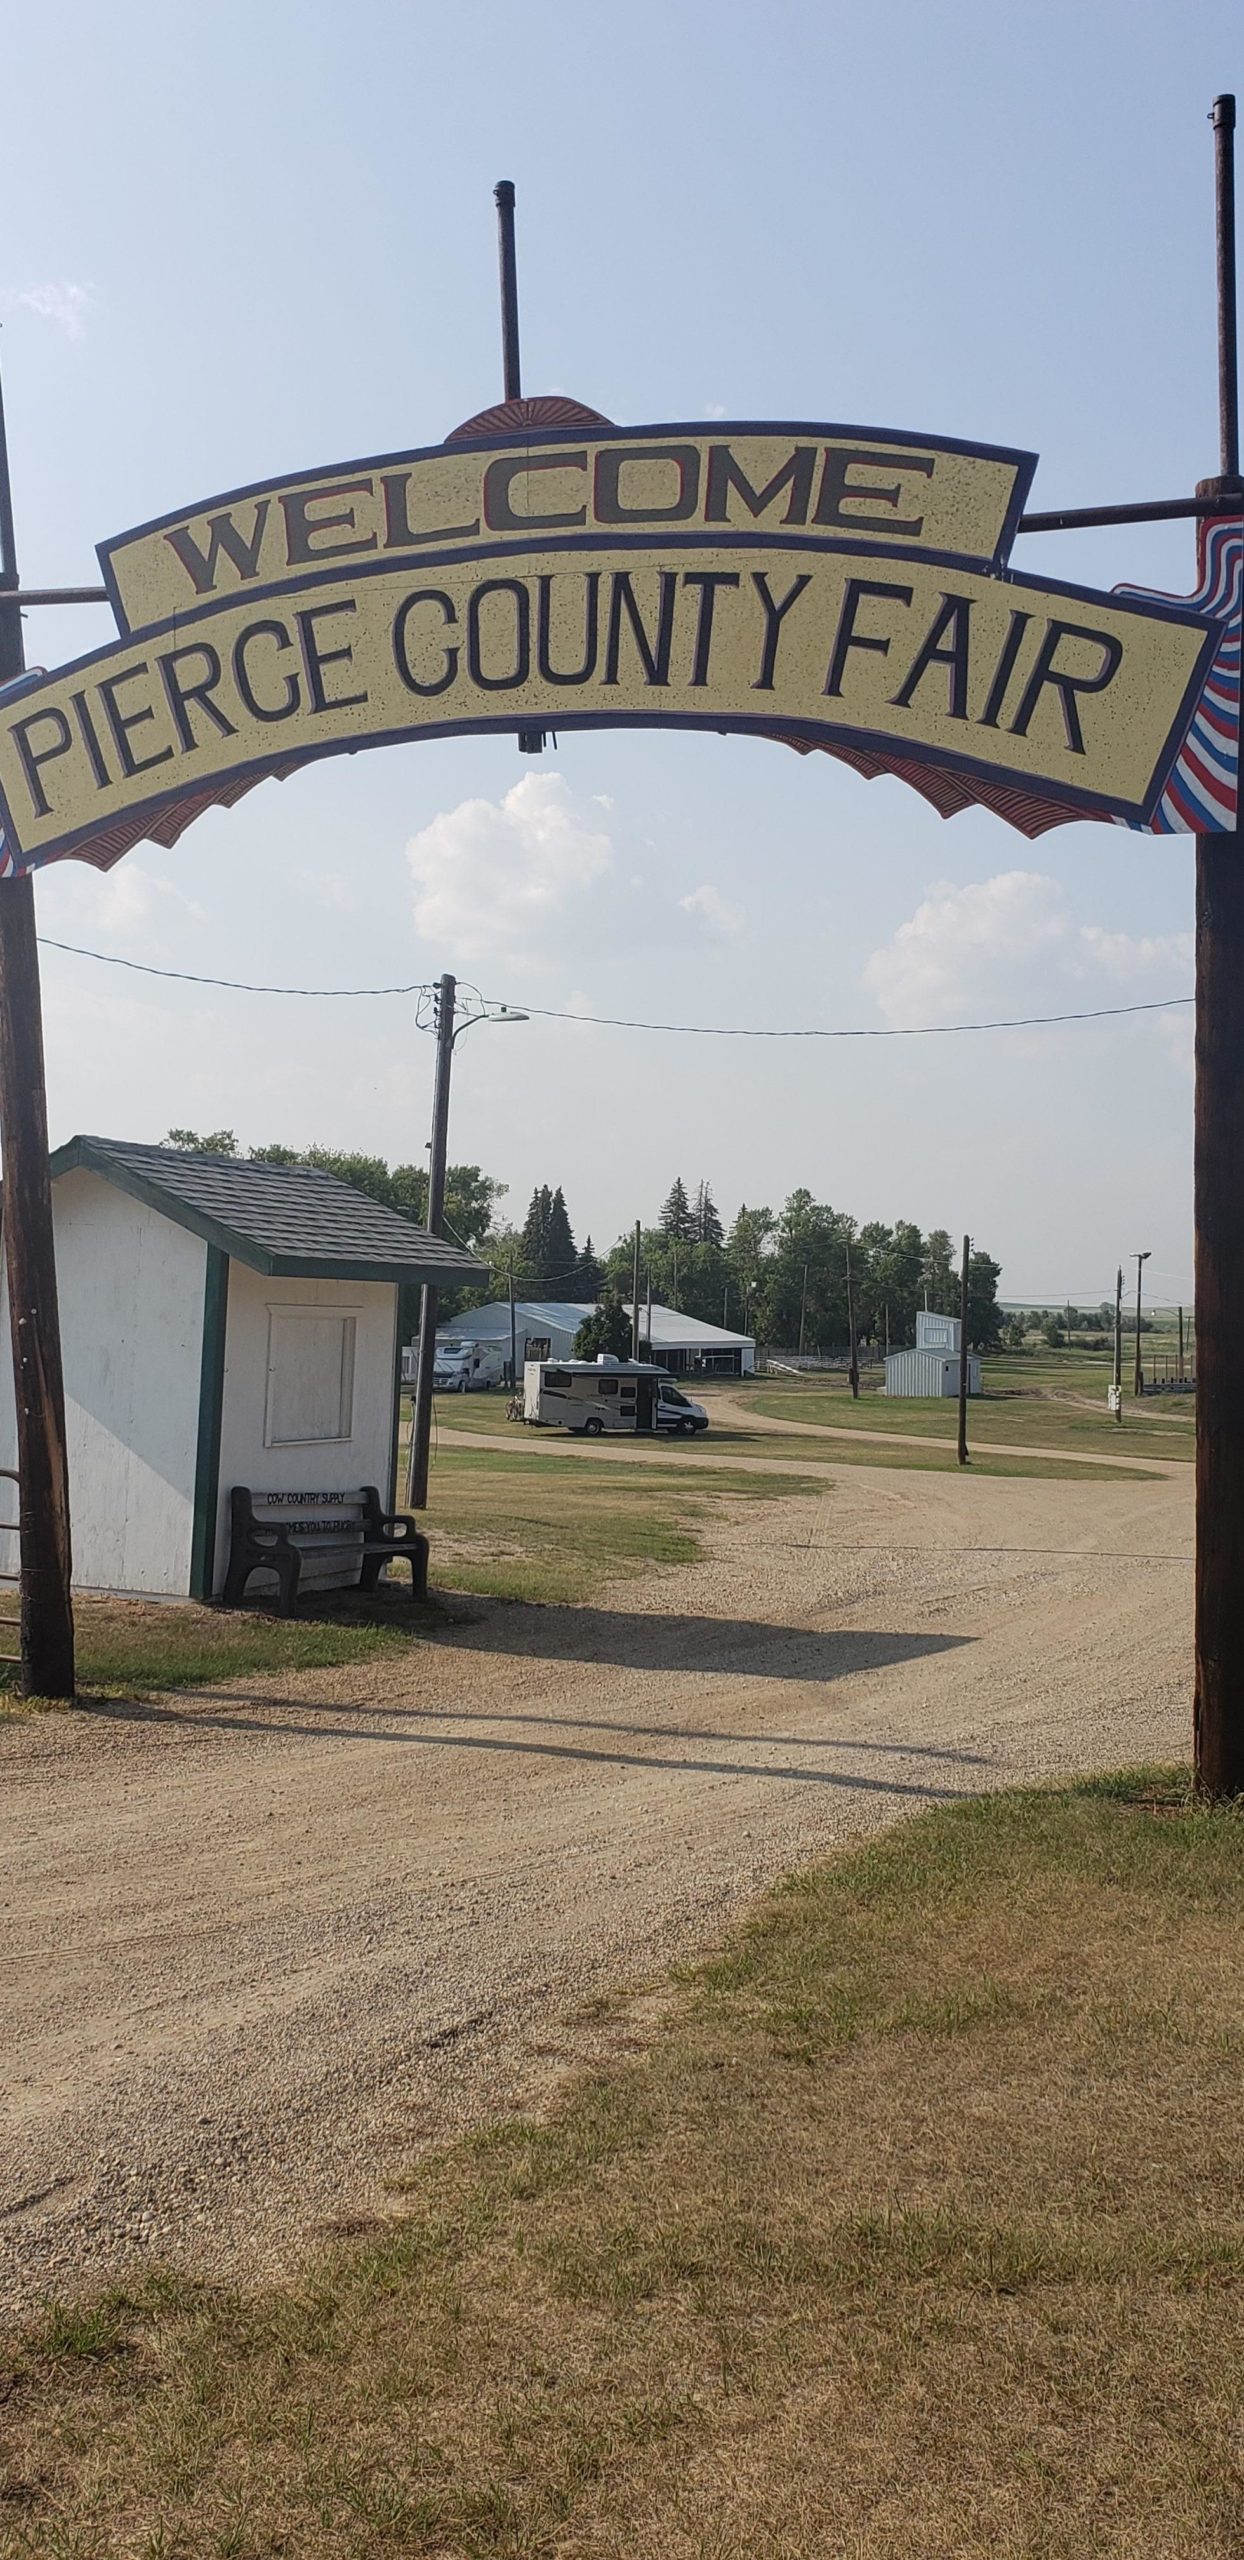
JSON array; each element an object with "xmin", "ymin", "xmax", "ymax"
[
  {"xmin": 36, "ymin": 856, "xmax": 204, "ymax": 953},
  {"xmin": 679, "ymin": 881, "xmax": 745, "ymax": 940},
  {"xmin": 862, "ymin": 872, "xmax": 1196, "ymax": 1071},
  {"xmin": 6, "ymin": 281, "xmax": 93, "ymax": 339},
  {"xmin": 405, "ymin": 772, "xmax": 612, "ymax": 964},
  {"xmin": 863, "ymin": 870, "xmax": 1067, "ymax": 1026},
  {"xmin": 703, "ymin": 402, "xmax": 728, "ymax": 419}
]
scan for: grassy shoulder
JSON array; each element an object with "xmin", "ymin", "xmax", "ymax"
[
  {"xmin": 6, "ymin": 1770, "xmax": 1244, "ymax": 2556},
  {"xmin": 0, "ymin": 1589, "xmax": 427, "ymax": 1712}
]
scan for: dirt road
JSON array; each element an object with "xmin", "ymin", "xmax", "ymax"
[{"xmin": 1, "ymin": 1459, "xmax": 1191, "ymax": 2319}]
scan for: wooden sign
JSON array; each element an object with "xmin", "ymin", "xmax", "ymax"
[{"xmin": 0, "ymin": 418, "xmax": 1229, "ymax": 873}]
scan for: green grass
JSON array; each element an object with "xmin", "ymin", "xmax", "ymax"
[
  {"xmin": 428, "ymin": 1403, "xmax": 1156, "ymax": 1489},
  {"xmin": 742, "ymin": 1346, "xmax": 1194, "ymax": 1461},
  {"xmin": 424, "ymin": 1451, "xmax": 825, "ymax": 1602},
  {"xmin": 0, "ymin": 1588, "xmax": 424, "ymax": 1709},
  {"xmin": 8, "ymin": 1771, "xmax": 1244, "ymax": 2556}
]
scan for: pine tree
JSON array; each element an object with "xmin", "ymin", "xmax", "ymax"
[
  {"xmin": 575, "ymin": 1235, "xmax": 604, "ymax": 1300},
  {"xmin": 542, "ymin": 1186, "xmax": 578, "ymax": 1300},
  {"xmin": 659, "ymin": 1176, "xmax": 694, "ymax": 1241},
  {"xmin": 520, "ymin": 1185, "xmax": 553, "ymax": 1292},
  {"xmin": 572, "ymin": 1291, "xmax": 633, "ymax": 1361},
  {"xmin": 694, "ymin": 1179, "xmax": 724, "ymax": 1247}
]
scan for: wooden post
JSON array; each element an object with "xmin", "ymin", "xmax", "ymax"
[
  {"xmin": 0, "ymin": 371, "xmax": 75, "ymax": 1696},
  {"xmin": 844, "ymin": 1240, "xmax": 859, "ymax": 1398},
  {"xmin": 1194, "ymin": 93, "xmax": 1244, "ymax": 1794},
  {"xmin": 957, "ymin": 1233, "xmax": 970, "ymax": 1467}
]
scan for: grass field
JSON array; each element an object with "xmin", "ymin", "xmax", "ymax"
[
  {"xmin": 425, "ymin": 1387, "xmax": 1162, "ymax": 1483},
  {"xmin": 6, "ymin": 1770, "xmax": 1244, "ymax": 2557},
  {"xmin": 741, "ymin": 1346, "xmax": 1195, "ymax": 1462}
]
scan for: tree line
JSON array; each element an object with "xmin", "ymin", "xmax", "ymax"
[{"xmin": 164, "ymin": 1132, "xmax": 1002, "ymax": 1351}]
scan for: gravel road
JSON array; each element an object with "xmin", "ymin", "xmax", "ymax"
[{"xmin": 1, "ymin": 1456, "xmax": 1191, "ymax": 2319}]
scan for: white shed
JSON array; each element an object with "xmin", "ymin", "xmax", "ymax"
[
  {"xmin": 0, "ymin": 1139, "xmax": 482, "ymax": 1600},
  {"xmin": 885, "ymin": 1309, "xmax": 982, "ymax": 1398}
]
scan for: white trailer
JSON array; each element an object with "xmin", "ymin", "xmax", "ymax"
[{"xmin": 524, "ymin": 1357, "xmax": 709, "ymax": 1436}]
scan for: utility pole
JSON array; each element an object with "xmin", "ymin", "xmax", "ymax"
[
  {"xmin": 0, "ymin": 367, "xmax": 74, "ymax": 1697},
  {"xmin": 407, "ymin": 973, "xmax": 456, "ymax": 1508},
  {"xmin": 1194, "ymin": 93, "xmax": 1244, "ymax": 1793},
  {"xmin": 1112, "ymin": 1265, "xmax": 1123, "ymax": 1420},
  {"xmin": 844, "ymin": 1241, "xmax": 859, "ymax": 1398},
  {"xmin": 508, "ymin": 1257, "xmax": 517, "ymax": 1392},
  {"xmin": 646, "ymin": 1267, "xmax": 653, "ymax": 1363},
  {"xmin": 631, "ymin": 1220, "xmax": 641, "ymax": 1359},
  {"xmin": 798, "ymin": 1262, "xmax": 809, "ymax": 1356},
  {"xmin": 1132, "ymin": 1250, "xmax": 1151, "ymax": 1399},
  {"xmin": 957, "ymin": 1232, "xmax": 971, "ymax": 1467},
  {"xmin": 1178, "ymin": 1302, "xmax": 1186, "ymax": 1381}
]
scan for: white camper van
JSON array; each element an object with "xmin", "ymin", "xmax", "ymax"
[
  {"xmin": 433, "ymin": 1337, "xmax": 507, "ymax": 1393},
  {"xmin": 524, "ymin": 1356, "xmax": 709, "ymax": 1436}
]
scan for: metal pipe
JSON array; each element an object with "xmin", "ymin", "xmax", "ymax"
[
  {"xmin": 1213, "ymin": 96, "xmax": 1240, "ymax": 480},
  {"xmin": 494, "ymin": 180, "xmax": 522, "ymax": 402},
  {"xmin": 1017, "ymin": 492, "xmax": 1242, "ymax": 535},
  {"xmin": 407, "ymin": 973, "xmax": 456, "ymax": 1508}
]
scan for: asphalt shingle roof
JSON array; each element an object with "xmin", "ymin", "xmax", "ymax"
[{"xmin": 50, "ymin": 1138, "xmax": 486, "ymax": 1286}]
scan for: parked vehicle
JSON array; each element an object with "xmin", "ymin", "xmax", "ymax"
[
  {"xmin": 523, "ymin": 1356, "xmax": 709, "ymax": 1436},
  {"xmin": 433, "ymin": 1337, "xmax": 507, "ymax": 1393}
]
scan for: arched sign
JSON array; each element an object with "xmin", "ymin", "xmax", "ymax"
[{"xmin": 0, "ymin": 410, "xmax": 1236, "ymax": 876}]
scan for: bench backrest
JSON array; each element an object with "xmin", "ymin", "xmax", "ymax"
[{"xmin": 235, "ymin": 1486, "xmax": 373, "ymax": 1592}]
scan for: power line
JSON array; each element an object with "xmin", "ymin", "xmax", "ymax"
[{"xmin": 34, "ymin": 936, "xmax": 1194, "ymax": 1039}]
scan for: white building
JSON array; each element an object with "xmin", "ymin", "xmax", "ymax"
[
  {"xmin": 884, "ymin": 1309, "xmax": 981, "ymax": 1398},
  {"xmin": 417, "ymin": 1298, "xmax": 756, "ymax": 1381},
  {"xmin": 0, "ymin": 1139, "xmax": 482, "ymax": 1600}
]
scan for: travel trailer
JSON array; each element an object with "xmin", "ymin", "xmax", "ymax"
[{"xmin": 524, "ymin": 1357, "xmax": 709, "ymax": 1436}]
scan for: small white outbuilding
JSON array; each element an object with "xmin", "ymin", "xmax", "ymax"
[
  {"xmin": 0, "ymin": 1139, "xmax": 482, "ymax": 1600},
  {"xmin": 884, "ymin": 1309, "xmax": 982, "ymax": 1398}
]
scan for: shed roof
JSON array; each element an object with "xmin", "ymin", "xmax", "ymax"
[{"xmin": 50, "ymin": 1138, "xmax": 486, "ymax": 1287}]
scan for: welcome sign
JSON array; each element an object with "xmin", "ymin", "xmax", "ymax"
[{"xmin": 0, "ymin": 416, "xmax": 1233, "ymax": 872}]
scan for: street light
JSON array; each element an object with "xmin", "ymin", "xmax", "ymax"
[
  {"xmin": 1133, "ymin": 1250, "xmax": 1152, "ymax": 1399},
  {"xmin": 407, "ymin": 975, "xmax": 527, "ymax": 1508}
]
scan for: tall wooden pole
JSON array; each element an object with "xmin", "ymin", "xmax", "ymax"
[
  {"xmin": 1113, "ymin": 1265, "xmax": 1124, "ymax": 1419},
  {"xmin": 630, "ymin": 1220, "xmax": 641, "ymax": 1360},
  {"xmin": 0, "ymin": 370, "xmax": 74, "ymax": 1697},
  {"xmin": 957, "ymin": 1233, "xmax": 970, "ymax": 1467},
  {"xmin": 1194, "ymin": 94, "xmax": 1244, "ymax": 1794},
  {"xmin": 844, "ymin": 1240, "xmax": 859, "ymax": 1398},
  {"xmin": 407, "ymin": 973, "xmax": 455, "ymax": 1509},
  {"xmin": 1132, "ymin": 1251, "xmax": 1150, "ymax": 1398}
]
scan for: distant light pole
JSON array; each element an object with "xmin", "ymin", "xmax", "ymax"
[
  {"xmin": 1111, "ymin": 1265, "xmax": 1124, "ymax": 1420},
  {"xmin": 1133, "ymin": 1251, "xmax": 1152, "ymax": 1400},
  {"xmin": 407, "ymin": 978, "xmax": 527, "ymax": 1507}
]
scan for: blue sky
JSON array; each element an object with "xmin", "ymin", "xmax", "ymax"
[{"xmin": 2, "ymin": 0, "xmax": 1238, "ymax": 1303}]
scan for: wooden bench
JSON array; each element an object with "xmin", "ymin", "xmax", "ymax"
[{"xmin": 223, "ymin": 1485, "xmax": 428, "ymax": 1615}]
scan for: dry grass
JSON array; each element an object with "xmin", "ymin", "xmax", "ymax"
[{"xmin": 5, "ymin": 1771, "xmax": 1244, "ymax": 2556}]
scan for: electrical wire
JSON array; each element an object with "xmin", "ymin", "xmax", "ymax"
[{"xmin": 34, "ymin": 935, "xmax": 1195, "ymax": 1039}]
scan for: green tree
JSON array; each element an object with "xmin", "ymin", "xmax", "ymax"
[
  {"xmin": 165, "ymin": 1127, "xmax": 238, "ymax": 1156},
  {"xmin": 693, "ymin": 1179, "xmax": 724, "ymax": 1247},
  {"xmin": 572, "ymin": 1291, "xmax": 632, "ymax": 1360},
  {"xmin": 659, "ymin": 1176, "xmax": 694, "ymax": 1242},
  {"xmin": 920, "ymin": 1229, "xmax": 958, "ymax": 1316},
  {"xmin": 574, "ymin": 1235, "xmax": 604, "ymax": 1299},
  {"xmin": 520, "ymin": 1186, "xmax": 555, "ymax": 1293},
  {"xmin": 542, "ymin": 1186, "xmax": 578, "ymax": 1299},
  {"xmin": 967, "ymin": 1250, "xmax": 1003, "ymax": 1351}
]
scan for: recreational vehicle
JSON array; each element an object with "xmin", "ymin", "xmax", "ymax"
[{"xmin": 524, "ymin": 1357, "xmax": 709, "ymax": 1436}]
